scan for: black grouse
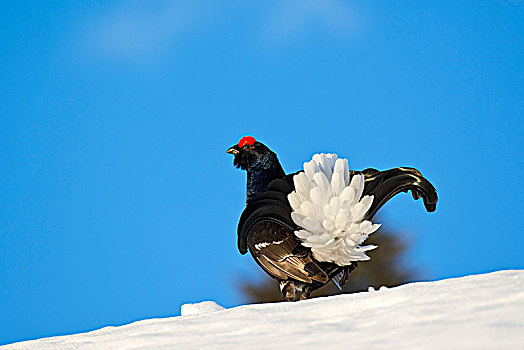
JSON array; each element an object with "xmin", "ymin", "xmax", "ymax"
[{"xmin": 227, "ymin": 136, "xmax": 438, "ymax": 301}]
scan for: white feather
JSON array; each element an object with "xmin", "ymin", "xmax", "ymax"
[
  {"xmin": 313, "ymin": 172, "xmax": 332, "ymax": 198},
  {"xmin": 288, "ymin": 192, "xmax": 301, "ymax": 212},
  {"xmin": 309, "ymin": 187, "xmax": 325, "ymax": 208},
  {"xmin": 339, "ymin": 186, "xmax": 356, "ymax": 204},
  {"xmin": 288, "ymin": 153, "xmax": 380, "ymax": 266},
  {"xmin": 303, "ymin": 160, "xmax": 319, "ymax": 179},
  {"xmin": 299, "ymin": 201, "xmax": 316, "ymax": 218},
  {"xmin": 331, "ymin": 171, "xmax": 345, "ymax": 196}
]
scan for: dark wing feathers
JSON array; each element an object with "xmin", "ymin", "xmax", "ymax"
[
  {"xmin": 237, "ymin": 196, "xmax": 291, "ymax": 254},
  {"xmin": 238, "ymin": 178, "xmax": 329, "ymax": 283},
  {"xmin": 237, "ymin": 177, "xmax": 298, "ymax": 254},
  {"xmin": 248, "ymin": 221, "xmax": 328, "ymax": 283}
]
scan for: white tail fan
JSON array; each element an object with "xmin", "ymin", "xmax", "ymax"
[{"xmin": 288, "ymin": 153, "xmax": 381, "ymax": 266}]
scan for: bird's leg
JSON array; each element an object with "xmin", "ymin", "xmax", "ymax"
[
  {"xmin": 281, "ymin": 281, "xmax": 313, "ymax": 301},
  {"xmin": 299, "ymin": 285, "xmax": 313, "ymax": 300},
  {"xmin": 281, "ymin": 281, "xmax": 296, "ymax": 301}
]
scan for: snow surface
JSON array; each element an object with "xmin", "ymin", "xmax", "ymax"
[
  {"xmin": 180, "ymin": 301, "xmax": 225, "ymax": 316},
  {"xmin": 3, "ymin": 270, "xmax": 523, "ymax": 350}
]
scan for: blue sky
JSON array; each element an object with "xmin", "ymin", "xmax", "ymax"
[{"xmin": 1, "ymin": 0, "xmax": 523, "ymax": 345}]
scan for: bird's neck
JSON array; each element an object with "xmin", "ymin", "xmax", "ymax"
[{"xmin": 246, "ymin": 155, "xmax": 285, "ymax": 202}]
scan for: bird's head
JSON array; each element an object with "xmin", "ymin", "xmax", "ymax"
[{"xmin": 226, "ymin": 136, "xmax": 280, "ymax": 172}]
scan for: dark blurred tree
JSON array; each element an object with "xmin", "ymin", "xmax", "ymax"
[{"xmin": 238, "ymin": 224, "xmax": 420, "ymax": 303}]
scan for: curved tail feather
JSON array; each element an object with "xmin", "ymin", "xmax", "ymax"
[{"xmin": 361, "ymin": 167, "xmax": 438, "ymax": 221}]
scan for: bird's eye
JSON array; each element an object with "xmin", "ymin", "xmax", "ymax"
[{"xmin": 242, "ymin": 145, "xmax": 250, "ymax": 149}]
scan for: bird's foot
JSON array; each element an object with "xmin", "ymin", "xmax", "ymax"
[{"xmin": 280, "ymin": 281, "xmax": 312, "ymax": 301}]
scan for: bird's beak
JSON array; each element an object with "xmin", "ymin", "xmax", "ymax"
[{"xmin": 227, "ymin": 147, "xmax": 239, "ymax": 155}]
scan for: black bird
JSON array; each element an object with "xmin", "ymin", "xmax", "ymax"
[{"xmin": 227, "ymin": 136, "xmax": 437, "ymax": 301}]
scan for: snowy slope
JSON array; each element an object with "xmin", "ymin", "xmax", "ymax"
[{"xmin": 3, "ymin": 270, "xmax": 523, "ymax": 350}]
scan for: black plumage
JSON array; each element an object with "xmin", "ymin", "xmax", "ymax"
[{"xmin": 227, "ymin": 137, "xmax": 438, "ymax": 301}]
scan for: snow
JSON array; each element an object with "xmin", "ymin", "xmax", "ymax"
[
  {"xmin": 3, "ymin": 270, "xmax": 523, "ymax": 350},
  {"xmin": 180, "ymin": 301, "xmax": 225, "ymax": 316}
]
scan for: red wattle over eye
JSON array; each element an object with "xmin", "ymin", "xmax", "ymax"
[{"xmin": 238, "ymin": 136, "xmax": 256, "ymax": 148}]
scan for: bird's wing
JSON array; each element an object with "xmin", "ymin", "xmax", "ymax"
[
  {"xmin": 237, "ymin": 177, "xmax": 328, "ymax": 284},
  {"xmin": 237, "ymin": 177, "xmax": 296, "ymax": 255},
  {"xmin": 247, "ymin": 220, "xmax": 329, "ymax": 284}
]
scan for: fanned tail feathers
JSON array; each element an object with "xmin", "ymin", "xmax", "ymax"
[{"xmin": 288, "ymin": 154, "xmax": 380, "ymax": 266}]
